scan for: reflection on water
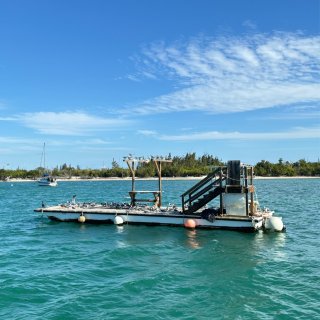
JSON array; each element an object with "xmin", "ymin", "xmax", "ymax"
[
  {"xmin": 185, "ymin": 229, "xmax": 201, "ymax": 249},
  {"xmin": 116, "ymin": 225, "xmax": 124, "ymax": 233}
]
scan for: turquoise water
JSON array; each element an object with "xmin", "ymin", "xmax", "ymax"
[{"xmin": 0, "ymin": 179, "xmax": 319, "ymax": 319}]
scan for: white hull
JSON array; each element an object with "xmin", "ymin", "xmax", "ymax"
[
  {"xmin": 37, "ymin": 178, "xmax": 57, "ymax": 187},
  {"xmin": 38, "ymin": 181, "xmax": 58, "ymax": 187},
  {"xmin": 34, "ymin": 160, "xmax": 285, "ymax": 232},
  {"xmin": 36, "ymin": 206, "xmax": 263, "ymax": 232}
]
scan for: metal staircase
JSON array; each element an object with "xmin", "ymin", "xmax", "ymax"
[{"xmin": 181, "ymin": 167, "xmax": 227, "ymax": 214}]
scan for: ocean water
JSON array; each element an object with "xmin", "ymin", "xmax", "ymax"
[{"xmin": 0, "ymin": 179, "xmax": 319, "ymax": 320}]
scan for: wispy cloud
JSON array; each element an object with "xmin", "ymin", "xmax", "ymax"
[
  {"xmin": 0, "ymin": 137, "xmax": 45, "ymax": 155},
  {"xmin": 0, "ymin": 137, "xmax": 41, "ymax": 144},
  {"xmin": 255, "ymin": 110, "xmax": 320, "ymax": 120},
  {"xmin": 127, "ymin": 32, "xmax": 320, "ymax": 115},
  {"xmin": 0, "ymin": 136, "xmax": 127, "ymax": 157},
  {"xmin": 1, "ymin": 112, "xmax": 132, "ymax": 135},
  {"xmin": 137, "ymin": 129, "xmax": 157, "ymax": 136},
  {"xmin": 157, "ymin": 127, "xmax": 320, "ymax": 141}
]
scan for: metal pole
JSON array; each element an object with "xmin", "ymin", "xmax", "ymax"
[
  {"xmin": 250, "ymin": 167, "xmax": 254, "ymax": 215},
  {"xmin": 220, "ymin": 167, "xmax": 223, "ymax": 215},
  {"xmin": 159, "ymin": 161, "xmax": 162, "ymax": 207},
  {"xmin": 245, "ymin": 166, "xmax": 249, "ymax": 216}
]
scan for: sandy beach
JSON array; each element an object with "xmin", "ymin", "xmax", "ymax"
[{"xmin": 3, "ymin": 176, "xmax": 320, "ymax": 183}]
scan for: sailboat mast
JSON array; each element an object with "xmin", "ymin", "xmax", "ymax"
[{"xmin": 44, "ymin": 143, "xmax": 46, "ymax": 170}]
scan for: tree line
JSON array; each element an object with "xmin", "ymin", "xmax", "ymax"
[
  {"xmin": 254, "ymin": 158, "xmax": 320, "ymax": 177},
  {"xmin": 0, "ymin": 154, "xmax": 319, "ymax": 180}
]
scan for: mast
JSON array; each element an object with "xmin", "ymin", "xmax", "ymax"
[
  {"xmin": 39, "ymin": 143, "xmax": 46, "ymax": 173},
  {"xmin": 43, "ymin": 143, "xmax": 46, "ymax": 171}
]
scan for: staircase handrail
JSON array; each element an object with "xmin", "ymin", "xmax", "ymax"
[
  {"xmin": 188, "ymin": 180, "xmax": 221, "ymax": 204},
  {"xmin": 185, "ymin": 186, "xmax": 224, "ymax": 214},
  {"xmin": 181, "ymin": 168, "xmax": 227, "ymax": 211},
  {"xmin": 181, "ymin": 168, "xmax": 219, "ymax": 198}
]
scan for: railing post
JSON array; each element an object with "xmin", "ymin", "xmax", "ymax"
[
  {"xmin": 250, "ymin": 166, "xmax": 254, "ymax": 215},
  {"xmin": 245, "ymin": 166, "xmax": 249, "ymax": 216}
]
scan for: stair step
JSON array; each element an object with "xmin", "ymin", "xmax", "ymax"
[{"xmin": 186, "ymin": 186, "xmax": 224, "ymax": 214}]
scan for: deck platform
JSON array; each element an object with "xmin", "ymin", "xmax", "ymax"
[{"xmin": 35, "ymin": 204, "xmax": 262, "ymax": 232}]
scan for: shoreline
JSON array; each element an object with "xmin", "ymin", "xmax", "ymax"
[{"xmin": 2, "ymin": 176, "xmax": 320, "ymax": 183}]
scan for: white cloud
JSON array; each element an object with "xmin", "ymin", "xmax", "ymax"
[
  {"xmin": 128, "ymin": 32, "xmax": 320, "ymax": 115},
  {"xmin": 77, "ymin": 138, "xmax": 111, "ymax": 145},
  {"xmin": 137, "ymin": 130, "xmax": 157, "ymax": 136},
  {"xmin": 0, "ymin": 137, "xmax": 40, "ymax": 144},
  {"xmin": 0, "ymin": 136, "xmax": 113, "ymax": 148},
  {"xmin": 158, "ymin": 127, "xmax": 320, "ymax": 141},
  {"xmin": 0, "ymin": 136, "xmax": 125, "ymax": 157},
  {"xmin": 5, "ymin": 112, "xmax": 131, "ymax": 135},
  {"xmin": 126, "ymin": 74, "xmax": 141, "ymax": 82}
]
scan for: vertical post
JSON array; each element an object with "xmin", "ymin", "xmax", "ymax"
[
  {"xmin": 126, "ymin": 160, "xmax": 136, "ymax": 206},
  {"xmin": 154, "ymin": 160, "xmax": 162, "ymax": 207},
  {"xmin": 245, "ymin": 166, "xmax": 249, "ymax": 216},
  {"xmin": 250, "ymin": 166, "xmax": 254, "ymax": 215},
  {"xmin": 132, "ymin": 161, "xmax": 135, "ymax": 192},
  {"xmin": 158, "ymin": 161, "xmax": 162, "ymax": 207},
  {"xmin": 220, "ymin": 167, "xmax": 223, "ymax": 215}
]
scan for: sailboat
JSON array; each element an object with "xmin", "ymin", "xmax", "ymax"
[{"xmin": 37, "ymin": 143, "xmax": 57, "ymax": 187}]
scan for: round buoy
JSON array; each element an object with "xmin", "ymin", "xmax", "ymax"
[
  {"xmin": 184, "ymin": 218, "xmax": 196, "ymax": 229},
  {"xmin": 78, "ymin": 215, "xmax": 86, "ymax": 223},
  {"xmin": 114, "ymin": 216, "xmax": 124, "ymax": 225}
]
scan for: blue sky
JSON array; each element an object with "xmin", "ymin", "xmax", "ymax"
[{"xmin": 0, "ymin": 0, "xmax": 319, "ymax": 169}]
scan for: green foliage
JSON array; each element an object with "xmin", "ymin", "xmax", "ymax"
[
  {"xmin": 2, "ymin": 155, "xmax": 320, "ymax": 180},
  {"xmin": 111, "ymin": 159, "xmax": 120, "ymax": 169},
  {"xmin": 255, "ymin": 159, "xmax": 319, "ymax": 177},
  {"xmin": 136, "ymin": 153, "xmax": 222, "ymax": 177}
]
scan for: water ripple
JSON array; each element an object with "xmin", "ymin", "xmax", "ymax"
[{"xmin": 0, "ymin": 179, "xmax": 319, "ymax": 319}]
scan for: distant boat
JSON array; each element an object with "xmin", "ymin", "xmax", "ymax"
[
  {"xmin": 38, "ymin": 173, "xmax": 57, "ymax": 187},
  {"xmin": 37, "ymin": 143, "xmax": 57, "ymax": 187}
]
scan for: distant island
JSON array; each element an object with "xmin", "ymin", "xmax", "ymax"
[{"xmin": 1, "ymin": 153, "xmax": 319, "ymax": 181}]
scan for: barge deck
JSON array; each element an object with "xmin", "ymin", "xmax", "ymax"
[{"xmin": 35, "ymin": 159, "xmax": 285, "ymax": 232}]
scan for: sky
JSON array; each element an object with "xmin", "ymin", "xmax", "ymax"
[{"xmin": 0, "ymin": 0, "xmax": 319, "ymax": 170}]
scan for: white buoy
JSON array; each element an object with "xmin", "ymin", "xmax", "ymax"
[
  {"xmin": 264, "ymin": 216, "xmax": 284, "ymax": 232},
  {"xmin": 78, "ymin": 215, "xmax": 86, "ymax": 223},
  {"xmin": 114, "ymin": 216, "xmax": 124, "ymax": 225}
]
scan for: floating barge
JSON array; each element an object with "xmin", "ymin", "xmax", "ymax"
[{"xmin": 35, "ymin": 159, "xmax": 285, "ymax": 232}]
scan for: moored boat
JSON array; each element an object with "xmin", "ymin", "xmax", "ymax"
[
  {"xmin": 38, "ymin": 173, "xmax": 58, "ymax": 187},
  {"xmin": 37, "ymin": 143, "xmax": 57, "ymax": 187},
  {"xmin": 35, "ymin": 159, "xmax": 285, "ymax": 232}
]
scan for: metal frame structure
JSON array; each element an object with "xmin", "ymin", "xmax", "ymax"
[{"xmin": 123, "ymin": 155, "xmax": 172, "ymax": 207}]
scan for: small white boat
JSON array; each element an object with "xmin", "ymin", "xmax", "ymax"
[{"xmin": 38, "ymin": 173, "xmax": 57, "ymax": 187}]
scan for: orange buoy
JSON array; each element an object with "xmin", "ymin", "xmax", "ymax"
[{"xmin": 184, "ymin": 219, "xmax": 196, "ymax": 229}]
